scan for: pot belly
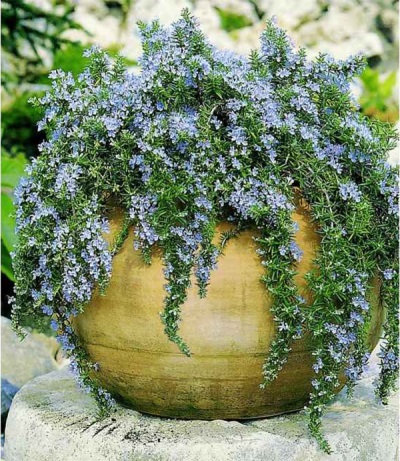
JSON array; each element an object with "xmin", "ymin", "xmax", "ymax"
[{"xmin": 73, "ymin": 202, "xmax": 383, "ymax": 419}]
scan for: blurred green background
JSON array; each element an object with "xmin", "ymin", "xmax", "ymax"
[{"xmin": 1, "ymin": 0, "xmax": 399, "ymax": 314}]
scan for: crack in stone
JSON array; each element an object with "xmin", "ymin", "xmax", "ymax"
[
  {"xmin": 93, "ymin": 422, "xmax": 115, "ymax": 437},
  {"xmin": 81, "ymin": 420, "xmax": 98, "ymax": 433},
  {"xmin": 64, "ymin": 417, "xmax": 87, "ymax": 428},
  {"xmin": 106, "ymin": 423, "xmax": 120, "ymax": 435}
]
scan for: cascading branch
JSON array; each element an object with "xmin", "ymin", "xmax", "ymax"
[{"xmin": 10, "ymin": 10, "xmax": 398, "ymax": 452}]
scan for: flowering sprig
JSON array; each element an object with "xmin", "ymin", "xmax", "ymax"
[{"xmin": 10, "ymin": 10, "xmax": 398, "ymax": 453}]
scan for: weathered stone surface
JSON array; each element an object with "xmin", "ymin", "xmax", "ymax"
[
  {"xmin": 1, "ymin": 317, "xmax": 67, "ymax": 388},
  {"xmin": 5, "ymin": 347, "xmax": 398, "ymax": 461}
]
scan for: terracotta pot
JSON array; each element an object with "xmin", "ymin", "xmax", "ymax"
[{"xmin": 74, "ymin": 198, "xmax": 383, "ymax": 420}]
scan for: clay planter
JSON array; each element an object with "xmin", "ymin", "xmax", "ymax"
[{"xmin": 74, "ymin": 198, "xmax": 383, "ymax": 420}]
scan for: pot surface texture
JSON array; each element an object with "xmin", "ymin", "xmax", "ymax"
[{"xmin": 74, "ymin": 198, "xmax": 383, "ymax": 419}]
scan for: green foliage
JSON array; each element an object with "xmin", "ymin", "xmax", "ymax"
[
  {"xmin": 214, "ymin": 7, "xmax": 253, "ymax": 32},
  {"xmin": 1, "ymin": 0, "xmax": 82, "ymax": 84},
  {"xmin": 35, "ymin": 42, "xmax": 137, "ymax": 85},
  {"xmin": 0, "ymin": 0, "xmax": 85, "ymax": 294},
  {"xmin": 1, "ymin": 153, "xmax": 27, "ymax": 280},
  {"xmin": 2, "ymin": 153, "xmax": 28, "ymax": 189},
  {"xmin": 51, "ymin": 43, "xmax": 89, "ymax": 79},
  {"xmin": 1, "ymin": 193, "xmax": 16, "ymax": 255},
  {"xmin": 105, "ymin": 0, "xmax": 134, "ymax": 26},
  {"xmin": 2, "ymin": 241, "xmax": 14, "ymax": 281},
  {"xmin": 105, "ymin": 44, "xmax": 138, "ymax": 67},
  {"xmin": 2, "ymin": 92, "xmax": 44, "ymax": 158},
  {"xmin": 359, "ymin": 68, "xmax": 398, "ymax": 122}
]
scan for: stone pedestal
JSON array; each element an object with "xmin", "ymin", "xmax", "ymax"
[{"xmin": 4, "ymin": 362, "xmax": 399, "ymax": 461}]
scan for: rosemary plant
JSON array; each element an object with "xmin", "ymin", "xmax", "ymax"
[{"xmin": 10, "ymin": 10, "xmax": 398, "ymax": 452}]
